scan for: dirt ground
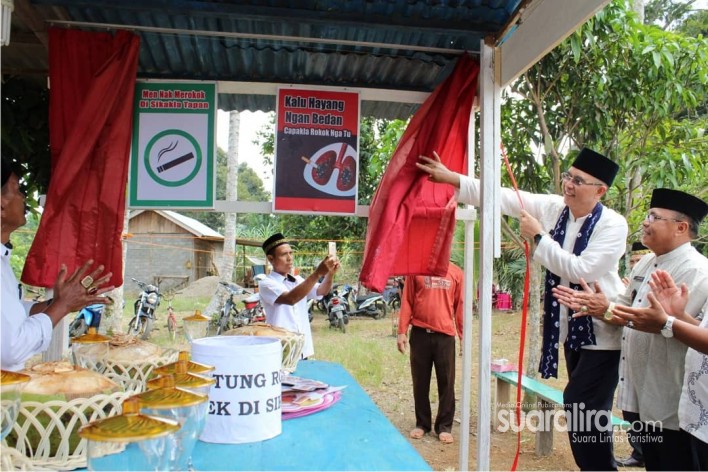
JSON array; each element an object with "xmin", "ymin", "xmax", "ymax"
[{"xmin": 362, "ymin": 311, "xmax": 637, "ymax": 471}]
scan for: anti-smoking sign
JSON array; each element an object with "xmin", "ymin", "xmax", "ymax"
[
  {"xmin": 273, "ymin": 88, "xmax": 360, "ymax": 215},
  {"xmin": 129, "ymin": 81, "xmax": 216, "ymax": 209}
]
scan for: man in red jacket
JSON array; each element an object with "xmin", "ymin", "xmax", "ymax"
[{"xmin": 397, "ymin": 262, "xmax": 464, "ymax": 444}]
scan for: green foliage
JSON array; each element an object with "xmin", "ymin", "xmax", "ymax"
[
  {"xmin": 498, "ymin": 0, "xmax": 708, "ymax": 288},
  {"xmin": 645, "ymin": 0, "xmax": 697, "ymax": 31},
  {"xmin": 8, "ymin": 214, "xmax": 40, "ymax": 279},
  {"xmin": 185, "ymin": 148, "xmax": 273, "ymax": 233}
]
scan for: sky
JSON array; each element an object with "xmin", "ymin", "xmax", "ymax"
[{"xmin": 216, "ymin": 109, "xmax": 274, "ymax": 191}]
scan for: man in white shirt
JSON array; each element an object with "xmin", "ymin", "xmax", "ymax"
[
  {"xmin": 258, "ymin": 233, "xmax": 338, "ymax": 359},
  {"xmin": 612, "ymin": 270, "xmax": 708, "ymax": 470},
  {"xmin": 555, "ymin": 188, "xmax": 708, "ymax": 471},
  {"xmin": 418, "ymin": 148, "xmax": 627, "ymax": 471},
  {"xmin": 1, "ymin": 157, "xmax": 114, "ymax": 371}
]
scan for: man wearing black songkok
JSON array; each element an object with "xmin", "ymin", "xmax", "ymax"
[
  {"xmin": 556, "ymin": 188, "xmax": 708, "ymax": 471},
  {"xmin": 419, "ymin": 147, "xmax": 628, "ymax": 470}
]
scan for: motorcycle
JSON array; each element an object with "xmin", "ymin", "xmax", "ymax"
[
  {"xmin": 307, "ymin": 298, "xmax": 315, "ymax": 323},
  {"xmin": 216, "ymin": 282, "xmax": 265, "ymax": 335},
  {"xmin": 68, "ymin": 298, "xmax": 112, "ymax": 338},
  {"xmin": 325, "ymin": 286, "xmax": 349, "ymax": 333},
  {"xmin": 127, "ymin": 277, "xmax": 162, "ymax": 340},
  {"xmin": 343, "ymin": 285, "xmax": 387, "ymax": 319},
  {"xmin": 383, "ymin": 278, "xmax": 403, "ymax": 312}
]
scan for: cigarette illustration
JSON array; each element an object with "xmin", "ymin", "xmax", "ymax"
[
  {"xmin": 301, "ymin": 155, "xmax": 319, "ymax": 169},
  {"xmin": 157, "ymin": 152, "xmax": 195, "ymax": 173}
]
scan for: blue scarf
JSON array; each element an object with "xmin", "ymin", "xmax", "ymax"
[{"xmin": 539, "ymin": 202, "xmax": 603, "ymax": 379}]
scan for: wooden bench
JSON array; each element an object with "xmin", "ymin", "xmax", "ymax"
[{"xmin": 492, "ymin": 370, "xmax": 629, "ymax": 456}]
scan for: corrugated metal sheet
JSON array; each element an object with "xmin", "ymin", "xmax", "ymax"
[{"xmin": 13, "ymin": 0, "xmax": 523, "ymax": 118}]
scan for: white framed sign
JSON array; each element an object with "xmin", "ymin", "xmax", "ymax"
[{"xmin": 129, "ymin": 80, "xmax": 216, "ymax": 208}]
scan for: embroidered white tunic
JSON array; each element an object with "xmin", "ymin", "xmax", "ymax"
[
  {"xmin": 679, "ymin": 299, "xmax": 708, "ymax": 443},
  {"xmin": 616, "ymin": 243, "xmax": 708, "ymax": 430},
  {"xmin": 259, "ymin": 272, "xmax": 320, "ymax": 359},
  {"xmin": 458, "ymin": 176, "xmax": 627, "ymax": 353}
]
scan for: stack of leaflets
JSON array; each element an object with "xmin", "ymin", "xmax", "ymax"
[{"xmin": 281, "ymin": 375, "xmax": 346, "ymax": 420}]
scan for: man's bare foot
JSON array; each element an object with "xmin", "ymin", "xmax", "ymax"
[
  {"xmin": 438, "ymin": 432, "xmax": 454, "ymax": 444},
  {"xmin": 409, "ymin": 428, "xmax": 425, "ymax": 439}
]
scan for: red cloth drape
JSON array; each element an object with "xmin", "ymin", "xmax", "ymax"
[
  {"xmin": 359, "ymin": 55, "xmax": 479, "ymax": 293},
  {"xmin": 21, "ymin": 28, "xmax": 140, "ymax": 288}
]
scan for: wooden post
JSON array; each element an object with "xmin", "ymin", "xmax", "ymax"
[{"xmin": 535, "ymin": 400, "xmax": 555, "ymax": 456}]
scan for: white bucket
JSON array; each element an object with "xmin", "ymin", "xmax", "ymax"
[{"xmin": 191, "ymin": 336, "xmax": 282, "ymax": 444}]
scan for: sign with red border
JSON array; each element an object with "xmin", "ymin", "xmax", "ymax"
[{"xmin": 273, "ymin": 88, "xmax": 360, "ymax": 215}]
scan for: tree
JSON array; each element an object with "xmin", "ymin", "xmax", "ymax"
[{"xmin": 497, "ymin": 0, "xmax": 708, "ymax": 377}]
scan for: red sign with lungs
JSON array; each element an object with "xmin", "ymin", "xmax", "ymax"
[{"xmin": 273, "ymin": 88, "xmax": 360, "ymax": 215}]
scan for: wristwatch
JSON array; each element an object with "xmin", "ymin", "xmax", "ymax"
[
  {"xmin": 660, "ymin": 316, "xmax": 675, "ymax": 338},
  {"xmin": 533, "ymin": 231, "xmax": 546, "ymax": 245}
]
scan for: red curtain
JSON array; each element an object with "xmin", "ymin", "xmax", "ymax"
[
  {"xmin": 22, "ymin": 29, "xmax": 140, "ymax": 288},
  {"xmin": 359, "ymin": 55, "xmax": 479, "ymax": 293}
]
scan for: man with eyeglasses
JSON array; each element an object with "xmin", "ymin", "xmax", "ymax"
[
  {"xmin": 554, "ymin": 188, "xmax": 708, "ymax": 470},
  {"xmin": 418, "ymin": 147, "xmax": 627, "ymax": 471}
]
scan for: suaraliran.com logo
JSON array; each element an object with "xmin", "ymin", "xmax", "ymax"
[{"xmin": 496, "ymin": 402, "xmax": 663, "ymax": 436}]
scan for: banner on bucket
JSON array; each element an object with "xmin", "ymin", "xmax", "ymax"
[{"xmin": 191, "ymin": 336, "xmax": 282, "ymax": 444}]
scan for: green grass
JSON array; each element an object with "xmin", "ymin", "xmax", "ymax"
[{"xmin": 310, "ymin": 313, "xmax": 408, "ymax": 389}]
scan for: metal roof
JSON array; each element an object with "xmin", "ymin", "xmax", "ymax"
[
  {"xmin": 7, "ymin": 0, "xmax": 526, "ymax": 119},
  {"xmin": 130, "ymin": 209, "xmax": 224, "ymax": 239}
]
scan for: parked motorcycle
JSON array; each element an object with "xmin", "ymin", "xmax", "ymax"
[
  {"xmin": 216, "ymin": 282, "xmax": 265, "ymax": 335},
  {"xmin": 127, "ymin": 277, "xmax": 162, "ymax": 340},
  {"xmin": 307, "ymin": 298, "xmax": 315, "ymax": 323},
  {"xmin": 68, "ymin": 298, "xmax": 112, "ymax": 338},
  {"xmin": 326, "ymin": 286, "xmax": 349, "ymax": 333},
  {"xmin": 343, "ymin": 285, "xmax": 387, "ymax": 319}
]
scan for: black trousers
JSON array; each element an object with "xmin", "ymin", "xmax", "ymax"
[
  {"xmin": 409, "ymin": 326, "xmax": 456, "ymax": 435},
  {"xmin": 689, "ymin": 431, "xmax": 708, "ymax": 471},
  {"xmin": 563, "ymin": 347, "xmax": 621, "ymax": 472},
  {"xmin": 642, "ymin": 426, "xmax": 693, "ymax": 471},
  {"xmin": 622, "ymin": 410, "xmax": 644, "ymax": 460}
]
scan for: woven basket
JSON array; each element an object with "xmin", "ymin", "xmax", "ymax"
[
  {"xmin": 224, "ymin": 323, "xmax": 305, "ymax": 373},
  {"xmin": 75, "ymin": 348, "xmax": 179, "ymax": 392},
  {"xmin": 4, "ymin": 390, "xmax": 133, "ymax": 470}
]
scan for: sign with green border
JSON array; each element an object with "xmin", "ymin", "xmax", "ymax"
[{"xmin": 129, "ymin": 81, "xmax": 215, "ymax": 208}]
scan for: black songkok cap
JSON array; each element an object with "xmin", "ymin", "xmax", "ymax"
[
  {"xmin": 1, "ymin": 156, "xmax": 15, "ymax": 187},
  {"xmin": 650, "ymin": 188, "xmax": 708, "ymax": 223},
  {"xmin": 262, "ymin": 232, "xmax": 289, "ymax": 255},
  {"xmin": 631, "ymin": 242, "xmax": 649, "ymax": 254},
  {"xmin": 570, "ymin": 148, "xmax": 619, "ymax": 186}
]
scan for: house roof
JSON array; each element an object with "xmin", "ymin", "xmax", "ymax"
[
  {"xmin": 6, "ymin": 0, "xmax": 609, "ymax": 120},
  {"xmin": 130, "ymin": 209, "xmax": 224, "ymax": 239}
]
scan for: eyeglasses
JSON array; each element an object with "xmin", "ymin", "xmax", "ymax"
[
  {"xmin": 645, "ymin": 213, "xmax": 684, "ymax": 224},
  {"xmin": 560, "ymin": 172, "xmax": 604, "ymax": 187}
]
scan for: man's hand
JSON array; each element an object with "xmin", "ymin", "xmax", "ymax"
[
  {"xmin": 397, "ymin": 333, "xmax": 408, "ymax": 354},
  {"xmin": 648, "ymin": 269, "xmax": 688, "ymax": 318},
  {"xmin": 611, "ymin": 292, "xmax": 668, "ymax": 333},
  {"xmin": 519, "ymin": 210, "xmax": 544, "ymax": 240},
  {"xmin": 43, "ymin": 260, "xmax": 114, "ymax": 325},
  {"xmin": 416, "ymin": 152, "xmax": 460, "ymax": 188},
  {"xmin": 314, "ymin": 255, "xmax": 338, "ymax": 278},
  {"xmin": 552, "ymin": 278, "xmax": 609, "ymax": 317}
]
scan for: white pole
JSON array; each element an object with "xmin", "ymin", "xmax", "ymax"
[
  {"xmin": 476, "ymin": 37, "xmax": 500, "ymax": 470},
  {"xmin": 458, "ymin": 97, "xmax": 477, "ymax": 472}
]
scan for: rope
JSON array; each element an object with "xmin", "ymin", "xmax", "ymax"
[{"xmin": 500, "ymin": 143, "xmax": 531, "ymax": 472}]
